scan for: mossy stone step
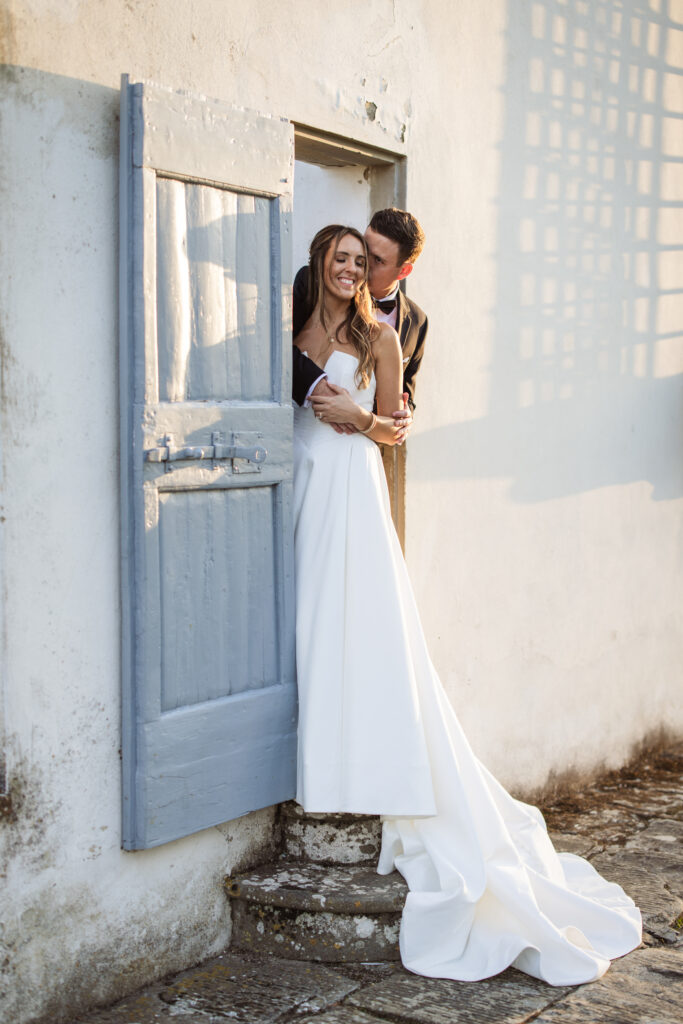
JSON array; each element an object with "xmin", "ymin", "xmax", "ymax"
[
  {"xmin": 225, "ymin": 861, "xmax": 407, "ymax": 962},
  {"xmin": 280, "ymin": 802, "xmax": 383, "ymax": 865},
  {"xmin": 226, "ymin": 862, "xmax": 407, "ymax": 914}
]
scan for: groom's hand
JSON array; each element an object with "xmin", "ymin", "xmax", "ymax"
[
  {"xmin": 393, "ymin": 393, "xmax": 412, "ymax": 445},
  {"xmin": 311, "ymin": 381, "xmax": 357, "ymax": 435},
  {"xmin": 310, "ymin": 379, "xmax": 349, "ymax": 433}
]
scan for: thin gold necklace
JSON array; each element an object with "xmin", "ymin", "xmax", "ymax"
[
  {"xmin": 323, "ymin": 309, "xmax": 349, "ymax": 345},
  {"xmin": 328, "ymin": 328, "xmax": 349, "ymax": 345}
]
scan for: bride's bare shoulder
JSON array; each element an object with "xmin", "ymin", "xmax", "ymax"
[{"xmin": 372, "ymin": 322, "xmax": 401, "ymax": 361}]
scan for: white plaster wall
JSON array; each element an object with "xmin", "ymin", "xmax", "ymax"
[
  {"xmin": 404, "ymin": 0, "xmax": 683, "ymax": 790},
  {"xmin": 0, "ymin": 1, "xmax": 681, "ymax": 1021}
]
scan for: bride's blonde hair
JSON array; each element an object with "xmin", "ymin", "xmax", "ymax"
[{"xmin": 305, "ymin": 225, "xmax": 378, "ymax": 390}]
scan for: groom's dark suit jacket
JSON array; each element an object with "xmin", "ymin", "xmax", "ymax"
[{"xmin": 291, "ymin": 266, "xmax": 428, "ymax": 411}]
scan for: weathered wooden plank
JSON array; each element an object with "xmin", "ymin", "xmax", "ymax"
[
  {"xmin": 186, "ymin": 181, "xmax": 228, "ymax": 399},
  {"xmin": 243, "ymin": 486, "xmax": 279, "ymax": 695},
  {"xmin": 139, "ymin": 680, "xmax": 297, "ymax": 846},
  {"xmin": 236, "ymin": 193, "xmax": 273, "ymax": 399},
  {"xmin": 158, "ymin": 486, "xmax": 278, "ymax": 710},
  {"xmin": 120, "ymin": 74, "xmax": 138, "ymax": 842},
  {"xmin": 273, "ymin": 193, "xmax": 293, "ymax": 403},
  {"xmin": 156, "ymin": 177, "xmax": 191, "ymax": 401},
  {"xmin": 134, "ymin": 81, "xmax": 293, "ymax": 197},
  {"xmin": 220, "ymin": 187, "xmax": 242, "ymax": 399},
  {"xmin": 141, "ymin": 167, "xmax": 160, "ymax": 404}
]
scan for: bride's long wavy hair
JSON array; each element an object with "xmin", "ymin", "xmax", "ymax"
[{"xmin": 305, "ymin": 225, "xmax": 378, "ymax": 390}]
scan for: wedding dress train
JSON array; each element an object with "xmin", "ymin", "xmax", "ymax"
[{"xmin": 293, "ymin": 349, "xmax": 641, "ymax": 986}]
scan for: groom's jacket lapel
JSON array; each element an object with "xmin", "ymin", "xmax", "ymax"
[{"xmin": 396, "ymin": 290, "xmax": 413, "ymax": 352}]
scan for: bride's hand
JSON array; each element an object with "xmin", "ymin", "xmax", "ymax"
[{"xmin": 310, "ymin": 383, "xmax": 362, "ymax": 431}]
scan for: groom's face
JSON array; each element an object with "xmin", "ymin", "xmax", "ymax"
[{"xmin": 364, "ymin": 227, "xmax": 412, "ymax": 299}]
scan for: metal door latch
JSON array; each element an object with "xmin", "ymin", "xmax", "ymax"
[{"xmin": 145, "ymin": 432, "xmax": 267, "ymax": 473}]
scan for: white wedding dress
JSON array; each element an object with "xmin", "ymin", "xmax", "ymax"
[{"xmin": 293, "ymin": 349, "xmax": 642, "ymax": 986}]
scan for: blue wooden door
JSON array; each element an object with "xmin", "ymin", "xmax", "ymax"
[{"xmin": 119, "ymin": 78, "xmax": 296, "ymax": 849}]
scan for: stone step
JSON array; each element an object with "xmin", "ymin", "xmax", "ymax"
[
  {"xmin": 226, "ymin": 861, "xmax": 407, "ymax": 962},
  {"xmin": 280, "ymin": 801, "xmax": 383, "ymax": 865}
]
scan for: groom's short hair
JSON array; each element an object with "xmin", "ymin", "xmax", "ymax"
[{"xmin": 368, "ymin": 208, "xmax": 425, "ymax": 265}]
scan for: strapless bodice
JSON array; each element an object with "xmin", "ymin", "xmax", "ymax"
[{"xmin": 293, "ymin": 349, "xmax": 376, "ymax": 444}]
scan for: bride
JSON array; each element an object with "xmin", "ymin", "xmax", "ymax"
[{"xmin": 292, "ymin": 225, "xmax": 642, "ymax": 986}]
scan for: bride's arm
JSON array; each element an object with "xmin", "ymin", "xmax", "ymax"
[
  {"xmin": 366, "ymin": 325, "xmax": 405, "ymax": 445},
  {"xmin": 309, "ymin": 324, "xmax": 404, "ymax": 446}
]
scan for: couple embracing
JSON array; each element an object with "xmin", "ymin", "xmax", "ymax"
[
  {"xmin": 293, "ymin": 208, "xmax": 427, "ymax": 443},
  {"xmin": 289, "ymin": 210, "xmax": 641, "ymax": 986}
]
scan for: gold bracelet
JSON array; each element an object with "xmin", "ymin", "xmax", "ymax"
[{"xmin": 360, "ymin": 412, "xmax": 377, "ymax": 435}]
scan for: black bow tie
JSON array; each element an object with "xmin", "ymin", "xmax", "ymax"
[{"xmin": 373, "ymin": 296, "xmax": 397, "ymax": 314}]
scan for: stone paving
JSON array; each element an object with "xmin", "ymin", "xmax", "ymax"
[{"xmin": 69, "ymin": 745, "xmax": 683, "ymax": 1024}]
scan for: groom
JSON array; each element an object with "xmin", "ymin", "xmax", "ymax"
[{"xmin": 292, "ymin": 208, "xmax": 428, "ymax": 437}]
